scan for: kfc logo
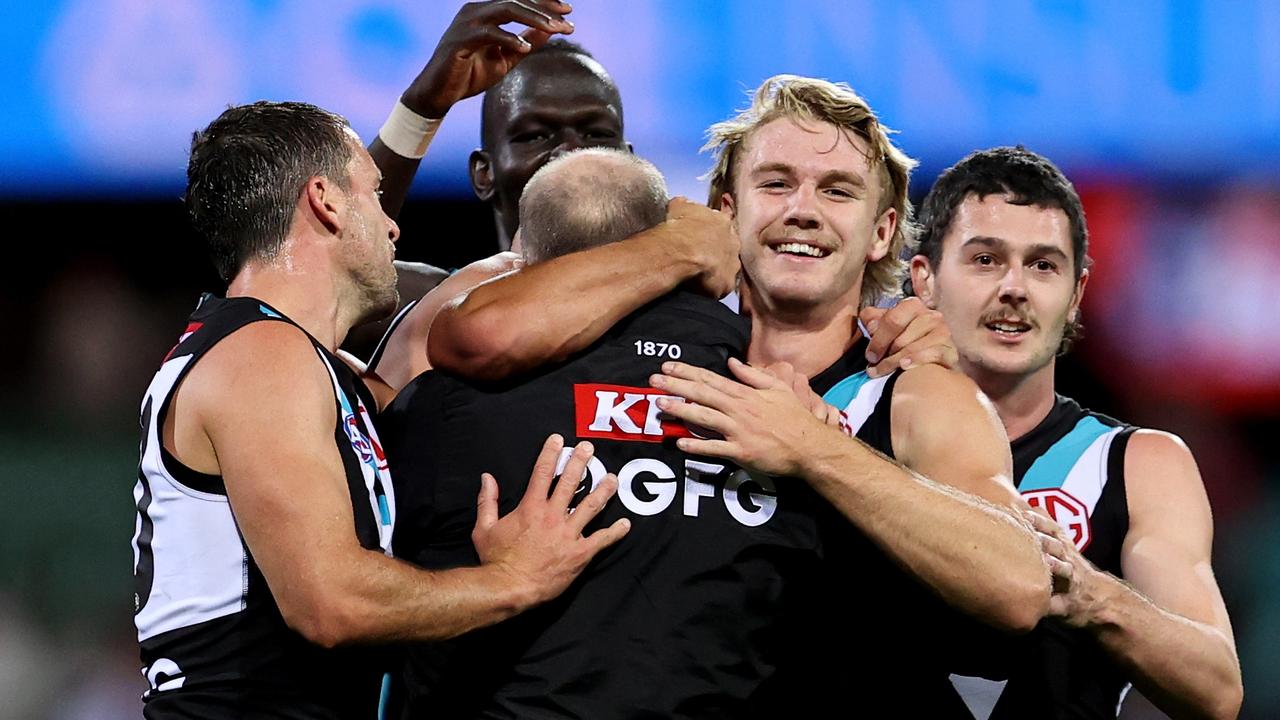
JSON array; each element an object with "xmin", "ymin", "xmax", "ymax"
[
  {"xmin": 1022, "ymin": 488, "xmax": 1092, "ymax": 551},
  {"xmin": 574, "ymin": 384, "xmax": 692, "ymax": 443}
]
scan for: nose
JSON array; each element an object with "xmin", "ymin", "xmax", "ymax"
[
  {"xmin": 998, "ymin": 266, "xmax": 1028, "ymax": 305},
  {"xmin": 548, "ymin": 129, "xmax": 586, "ymax": 161},
  {"xmin": 783, "ymin": 182, "xmax": 821, "ymax": 231},
  {"xmin": 386, "ymin": 215, "xmax": 401, "ymax": 245}
]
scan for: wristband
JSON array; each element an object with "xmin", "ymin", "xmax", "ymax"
[{"xmin": 377, "ymin": 100, "xmax": 441, "ymax": 159}]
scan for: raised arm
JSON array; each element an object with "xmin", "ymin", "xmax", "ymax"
[
  {"xmin": 1033, "ymin": 431, "xmax": 1241, "ymax": 719},
  {"xmin": 370, "ymin": 1, "xmax": 575, "ymax": 217},
  {"xmin": 653, "ymin": 359, "xmax": 1050, "ymax": 633},
  {"xmin": 183, "ymin": 322, "xmax": 627, "ymax": 645},
  {"xmin": 429, "ymin": 198, "xmax": 739, "ymax": 380}
]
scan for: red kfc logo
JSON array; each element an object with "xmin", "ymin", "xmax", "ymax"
[
  {"xmin": 573, "ymin": 383, "xmax": 692, "ymax": 443},
  {"xmin": 1022, "ymin": 488, "xmax": 1092, "ymax": 551}
]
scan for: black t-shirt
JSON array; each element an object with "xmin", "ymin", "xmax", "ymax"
[{"xmin": 382, "ymin": 291, "xmax": 842, "ymax": 719}]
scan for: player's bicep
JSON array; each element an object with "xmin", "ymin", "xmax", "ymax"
[
  {"xmin": 193, "ymin": 325, "xmax": 362, "ymax": 606},
  {"xmin": 1122, "ymin": 431, "xmax": 1235, "ymax": 639},
  {"xmin": 891, "ymin": 366, "xmax": 1021, "ymax": 509}
]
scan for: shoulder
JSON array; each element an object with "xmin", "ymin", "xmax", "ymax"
[
  {"xmin": 891, "ymin": 364, "xmax": 991, "ymax": 416},
  {"xmin": 1124, "ymin": 429, "xmax": 1208, "ymax": 510},
  {"xmin": 182, "ymin": 320, "xmax": 336, "ymax": 427}
]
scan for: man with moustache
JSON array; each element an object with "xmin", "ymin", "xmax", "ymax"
[{"xmin": 911, "ymin": 146, "xmax": 1241, "ymax": 720}]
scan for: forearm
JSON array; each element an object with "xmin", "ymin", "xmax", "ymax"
[
  {"xmin": 369, "ymin": 137, "xmax": 423, "ymax": 220},
  {"xmin": 802, "ymin": 430, "xmax": 1049, "ymax": 631},
  {"xmin": 301, "ymin": 551, "xmax": 534, "ymax": 646},
  {"xmin": 1088, "ymin": 573, "xmax": 1242, "ymax": 720},
  {"xmin": 430, "ymin": 224, "xmax": 705, "ymax": 379}
]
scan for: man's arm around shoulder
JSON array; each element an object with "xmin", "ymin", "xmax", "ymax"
[{"xmin": 181, "ymin": 321, "xmax": 627, "ymax": 646}]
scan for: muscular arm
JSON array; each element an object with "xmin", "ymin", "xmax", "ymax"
[
  {"xmin": 830, "ymin": 364, "xmax": 1048, "ymax": 630},
  {"xmin": 653, "ymin": 360, "xmax": 1050, "ymax": 633},
  {"xmin": 429, "ymin": 200, "xmax": 738, "ymax": 380},
  {"xmin": 371, "ymin": 252, "xmax": 521, "ymax": 394},
  {"xmin": 185, "ymin": 322, "xmax": 622, "ymax": 646},
  {"xmin": 1072, "ymin": 431, "xmax": 1241, "ymax": 719}
]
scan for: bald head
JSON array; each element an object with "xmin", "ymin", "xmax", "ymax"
[{"xmin": 518, "ymin": 148, "xmax": 668, "ymax": 264}]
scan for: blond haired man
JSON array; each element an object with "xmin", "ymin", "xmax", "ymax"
[{"xmin": 426, "ymin": 75, "xmax": 1049, "ymax": 713}]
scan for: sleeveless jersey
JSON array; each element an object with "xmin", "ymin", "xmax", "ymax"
[
  {"xmin": 759, "ymin": 357, "xmax": 976, "ymax": 718},
  {"xmin": 131, "ymin": 294, "xmax": 394, "ymax": 719},
  {"xmin": 951, "ymin": 394, "xmax": 1136, "ymax": 719}
]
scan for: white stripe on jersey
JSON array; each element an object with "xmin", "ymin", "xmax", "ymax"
[
  {"xmin": 830, "ymin": 373, "xmax": 893, "ymax": 436},
  {"xmin": 134, "ymin": 355, "xmax": 247, "ymax": 643}
]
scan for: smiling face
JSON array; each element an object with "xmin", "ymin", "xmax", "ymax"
[
  {"xmin": 721, "ymin": 117, "xmax": 896, "ymax": 315},
  {"xmin": 913, "ymin": 193, "xmax": 1087, "ymax": 380}
]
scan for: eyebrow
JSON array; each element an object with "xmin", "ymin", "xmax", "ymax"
[
  {"xmin": 749, "ymin": 162, "xmax": 867, "ymax": 188},
  {"xmin": 961, "ymin": 236, "xmax": 1070, "ymax": 262}
]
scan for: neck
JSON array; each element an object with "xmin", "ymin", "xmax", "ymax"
[
  {"xmin": 494, "ymin": 209, "xmax": 514, "ymax": 252},
  {"xmin": 964, "ymin": 359, "xmax": 1057, "ymax": 442},
  {"xmin": 746, "ymin": 293, "xmax": 862, "ymax": 379},
  {"xmin": 226, "ymin": 251, "xmax": 355, "ymax": 351}
]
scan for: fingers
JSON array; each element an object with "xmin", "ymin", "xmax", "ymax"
[
  {"xmin": 519, "ymin": 27, "xmax": 554, "ymax": 51},
  {"xmin": 523, "ymin": 433, "xmax": 566, "ymax": 502},
  {"xmin": 674, "ymin": 436, "xmax": 738, "ymax": 460},
  {"xmin": 655, "ymin": 396, "xmax": 731, "ymax": 437},
  {"xmin": 726, "ymin": 357, "xmax": 789, "ymax": 391},
  {"xmin": 651, "ymin": 362, "xmax": 747, "ymax": 406},
  {"xmin": 1046, "ymin": 555, "xmax": 1074, "ymax": 598},
  {"xmin": 474, "ymin": 473, "xmax": 499, "ymax": 533},
  {"xmin": 550, "ymin": 441, "xmax": 595, "ymax": 509},
  {"xmin": 869, "ymin": 338, "xmax": 958, "ymax": 376},
  {"xmin": 863, "ymin": 298, "xmax": 929, "ymax": 365},
  {"xmin": 1038, "ymin": 531, "xmax": 1069, "ymax": 562},
  {"xmin": 470, "ymin": 0, "xmax": 574, "ymax": 36},
  {"xmin": 461, "ymin": 25, "xmax": 536, "ymax": 55},
  {"xmin": 1026, "ymin": 509, "xmax": 1070, "ymax": 544},
  {"xmin": 583, "ymin": 516, "xmax": 632, "ymax": 555},
  {"xmin": 568, "ymin": 474, "xmax": 619, "ymax": 533}
]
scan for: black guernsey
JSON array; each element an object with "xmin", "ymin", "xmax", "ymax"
[
  {"xmin": 381, "ymin": 291, "xmax": 842, "ymax": 719},
  {"xmin": 132, "ymin": 294, "xmax": 393, "ymax": 719}
]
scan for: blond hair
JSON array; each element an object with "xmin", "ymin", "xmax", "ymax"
[{"xmin": 703, "ymin": 75, "xmax": 918, "ymax": 307}]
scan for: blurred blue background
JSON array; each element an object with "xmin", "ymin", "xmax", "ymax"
[{"xmin": 1, "ymin": 1, "xmax": 1276, "ymax": 717}]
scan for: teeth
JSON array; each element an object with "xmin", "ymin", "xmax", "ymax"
[
  {"xmin": 989, "ymin": 323, "xmax": 1027, "ymax": 332},
  {"xmin": 775, "ymin": 242, "xmax": 825, "ymax": 257}
]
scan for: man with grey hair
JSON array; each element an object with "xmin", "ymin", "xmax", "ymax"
[
  {"xmin": 517, "ymin": 147, "xmax": 668, "ymax": 263},
  {"xmin": 378, "ymin": 150, "xmax": 831, "ymax": 718}
]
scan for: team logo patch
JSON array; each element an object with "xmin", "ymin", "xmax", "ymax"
[
  {"xmin": 573, "ymin": 383, "xmax": 692, "ymax": 443},
  {"xmin": 344, "ymin": 413, "xmax": 376, "ymax": 464},
  {"xmin": 1022, "ymin": 488, "xmax": 1092, "ymax": 551}
]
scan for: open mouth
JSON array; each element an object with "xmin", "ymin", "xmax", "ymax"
[
  {"xmin": 985, "ymin": 320, "xmax": 1032, "ymax": 337},
  {"xmin": 771, "ymin": 241, "xmax": 830, "ymax": 259}
]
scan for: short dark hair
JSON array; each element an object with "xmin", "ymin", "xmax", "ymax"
[
  {"xmin": 916, "ymin": 146, "xmax": 1087, "ymax": 277},
  {"xmin": 186, "ymin": 101, "xmax": 355, "ymax": 283},
  {"xmin": 914, "ymin": 145, "xmax": 1089, "ymax": 351},
  {"xmin": 479, "ymin": 40, "xmax": 617, "ymax": 150},
  {"xmin": 518, "ymin": 148, "xmax": 667, "ymax": 264}
]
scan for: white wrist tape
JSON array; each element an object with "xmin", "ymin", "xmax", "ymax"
[{"xmin": 377, "ymin": 101, "xmax": 441, "ymax": 159}]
